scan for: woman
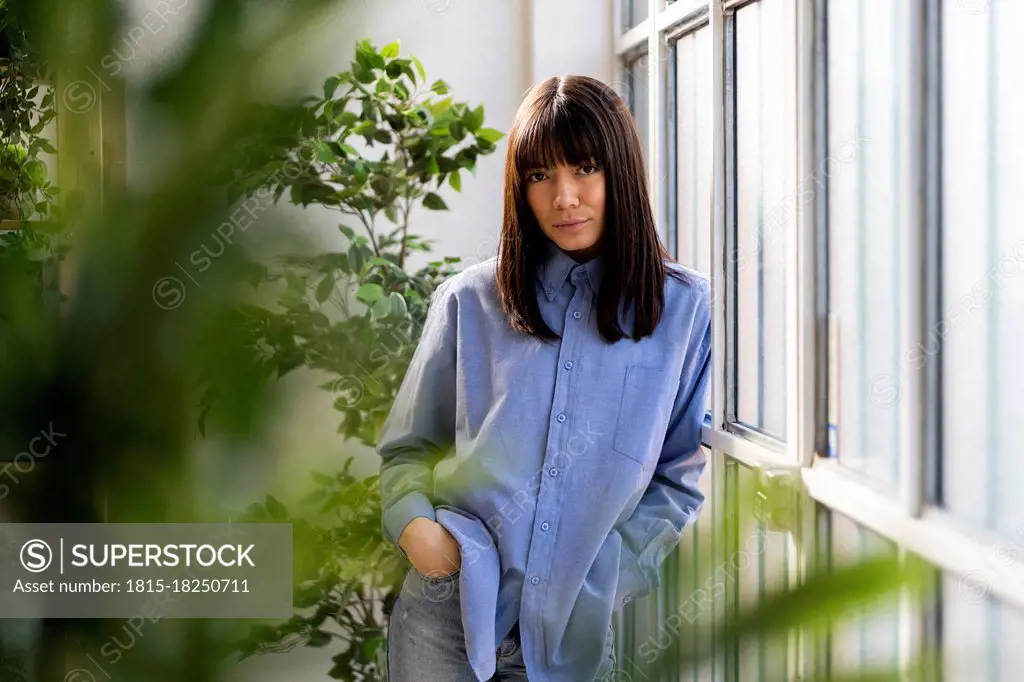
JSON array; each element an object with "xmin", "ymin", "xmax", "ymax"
[{"xmin": 378, "ymin": 75, "xmax": 711, "ymax": 682}]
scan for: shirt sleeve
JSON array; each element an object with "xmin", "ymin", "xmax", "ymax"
[
  {"xmin": 376, "ymin": 279, "xmax": 458, "ymax": 555},
  {"xmin": 613, "ymin": 296, "xmax": 712, "ymax": 608}
]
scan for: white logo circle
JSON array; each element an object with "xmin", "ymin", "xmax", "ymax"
[{"xmin": 20, "ymin": 539, "xmax": 52, "ymax": 573}]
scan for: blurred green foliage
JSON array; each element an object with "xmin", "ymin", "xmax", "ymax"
[{"xmin": 0, "ymin": 0, "xmax": 353, "ymax": 679}]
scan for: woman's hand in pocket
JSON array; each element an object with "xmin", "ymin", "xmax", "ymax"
[{"xmin": 398, "ymin": 517, "xmax": 463, "ymax": 578}]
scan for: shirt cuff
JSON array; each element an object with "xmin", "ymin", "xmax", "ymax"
[
  {"xmin": 614, "ymin": 532, "xmax": 651, "ymax": 609},
  {"xmin": 382, "ymin": 492, "xmax": 437, "ymax": 557}
]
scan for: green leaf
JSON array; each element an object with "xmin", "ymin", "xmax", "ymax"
[
  {"xmin": 310, "ymin": 140, "xmax": 337, "ymax": 163},
  {"xmin": 363, "ymin": 636, "xmax": 385, "ymax": 661},
  {"xmin": 429, "ymin": 96, "xmax": 453, "ymax": 116},
  {"xmin": 311, "ymin": 471, "xmax": 335, "ymax": 486},
  {"xmin": 337, "ymin": 111, "xmax": 359, "ymax": 127},
  {"xmin": 338, "ymin": 225, "xmax": 355, "ymax": 240},
  {"xmin": 293, "ymin": 584, "xmax": 323, "ymax": 608},
  {"xmin": 265, "ymin": 495, "xmax": 288, "ymax": 521},
  {"xmin": 475, "ymin": 127, "xmax": 504, "ymax": 144},
  {"xmin": 307, "ymin": 630, "xmax": 332, "ymax": 647},
  {"xmin": 355, "ymin": 283, "xmax": 383, "ymax": 303},
  {"xmin": 422, "ymin": 192, "xmax": 448, "ymax": 210},
  {"xmin": 429, "ymin": 79, "xmax": 450, "ymax": 95},
  {"xmin": 449, "ymin": 170, "xmax": 462, "ymax": 192},
  {"xmin": 389, "ymin": 291, "xmax": 408, "ymax": 319},
  {"xmin": 315, "ymin": 275, "xmax": 334, "ymax": 303},
  {"xmin": 371, "ymin": 297, "xmax": 391, "ymax": 319},
  {"xmin": 347, "ymin": 243, "xmax": 365, "ymax": 273},
  {"xmin": 381, "ymin": 41, "xmax": 400, "ymax": 59},
  {"xmin": 323, "ymin": 76, "xmax": 341, "ymax": 100},
  {"xmin": 465, "ymin": 104, "xmax": 485, "ymax": 132},
  {"xmin": 411, "ymin": 55, "xmax": 427, "ymax": 82}
]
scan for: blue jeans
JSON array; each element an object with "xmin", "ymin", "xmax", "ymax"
[{"xmin": 386, "ymin": 567, "xmax": 618, "ymax": 681}]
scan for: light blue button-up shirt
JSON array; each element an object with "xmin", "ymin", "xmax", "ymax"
[{"xmin": 377, "ymin": 239, "xmax": 711, "ymax": 681}]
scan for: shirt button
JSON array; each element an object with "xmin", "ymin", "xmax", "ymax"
[
  {"xmin": 563, "ymin": 360, "xmax": 573, "ymax": 370},
  {"xmin": 540, "ymin": 522, "xmax": 550, "ymax": 531},
  {"xmin": 572, "ymin": 311, "xmax": 582, "ymax": 319},
  {"xmin": 531, "ymin": 576, "xmax": 540, "ymax": 585},
  {"xmin": 546, "ymin": 287, "xmax": 554, "ymax": 295},
  {"xmin": 548, "ymin": 467, "xmax": 558, "ymax": 477},
  {"xmin": 555, "ymin": 413, "xmax": 566, "ymax": 423}
]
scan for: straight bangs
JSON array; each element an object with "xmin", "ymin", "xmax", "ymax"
[{"xmin": 513, "ymin": 100, "xmax": 609, "ymax": 177}]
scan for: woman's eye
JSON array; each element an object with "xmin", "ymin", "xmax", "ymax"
[
  {"xmin": 579, "ymin": 164, "xmax": 600, "ymax": 175},
  {"xmin": 526, "ymin": 171, "xmax": 546, "ymax": 182}
]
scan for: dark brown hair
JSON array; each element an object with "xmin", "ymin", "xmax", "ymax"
[{"xmin": 496, "ymin": 75, "xmax": 687, "ymax": 344}]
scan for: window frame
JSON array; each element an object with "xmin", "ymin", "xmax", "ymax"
[{"xmin": 613, "ymin": 0, "xmax": 1024, "ymax": 678}]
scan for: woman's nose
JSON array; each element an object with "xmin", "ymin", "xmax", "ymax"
[{"xmin": 553, "ymin": 181, "xmax": 580, "ymax": 209}]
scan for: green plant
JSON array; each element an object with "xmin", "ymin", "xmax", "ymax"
[
  {"xmin": 0, "ymin": 0, "xmax": 60, "ymax": 226},
  {"xmin": 213, "ymin": 38, "xmax": 505, "ymax": 440},
  {"xmin": 0, "ymin": 0, "xmax": 67, "ymax": 321},
  {"xmin": 0, "ymin": 143, "xmax": 46, "ymax": 219},
  {"xmin": 219, "ymin": 38, "xmax": 504, "ymax": 678},
  {"xmin": 233, "ymin": 458, "xmax": 401, "ymax": 679}
]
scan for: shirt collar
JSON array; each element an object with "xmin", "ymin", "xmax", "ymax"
[{"xmin": 536, "ymin": 238, "xmax": 603, "ymax": 301}]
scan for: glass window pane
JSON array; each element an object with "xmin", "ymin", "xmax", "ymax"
[
  {"xmin": 943, "ymin": 575, "xmax": 1024, "ymax": 681},
  {"xmin": 676, "ymin": 27, "xmax": 714, "ymax": 414},
  {"xmin": 731, "ymin": 461, "xmax": 791, "ymax": 682},
  {"xmin": 733, "ymin": 0, "xmax": 796, "ymax": 440},
  {"xmin": 826, "ymin": 512, "xmax": 901, "ymax": 676},
  {"xmin": 628, "ymin": 56, "xmax": 650, "ymax": 161},
  {"xmin": 825, "ymin": 0, "xmax": 912, "ymax": 486},
  {"xmin": 658, "ymin": 446, "xmax": 714, "ymax": 680},
  {"xmin": 941, "ymin": 0, "xmax": 1024, "ymax": 536},
  {"xmin": 623, "ymin": 0, "xmax": 649, "ymax": 30},
  {"xmin": 675, "ymin": 28, "xmax": 713, "ymax": 278}
]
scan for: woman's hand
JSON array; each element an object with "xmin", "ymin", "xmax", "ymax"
[{"xmin": 398, "ymin": 517, "xmax": 463, "ymax": 578}]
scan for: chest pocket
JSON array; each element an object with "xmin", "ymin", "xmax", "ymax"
[{"xmin": 612, "ymin": 364, "xmax": 674, "ymax": 469}]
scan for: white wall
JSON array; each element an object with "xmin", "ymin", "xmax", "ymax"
[{"xmin": 118, "ymin": 0, "xmax": 614, "ymax": 679}]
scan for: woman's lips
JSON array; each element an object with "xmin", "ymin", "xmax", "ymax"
[{"xmin": 553, "ymin": 218, "xmax": 590, "ymax": 230}]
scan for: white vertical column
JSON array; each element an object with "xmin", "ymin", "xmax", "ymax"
[{"xmin": 709, "ymin": 0, "xmax": 727, "ymax": 433}]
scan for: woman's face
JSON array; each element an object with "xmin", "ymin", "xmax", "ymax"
[{"xmin": 524, "ymin": 160, "xmax": 606, "ymax": 261}]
